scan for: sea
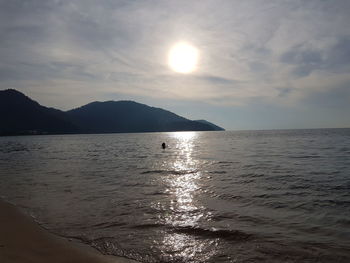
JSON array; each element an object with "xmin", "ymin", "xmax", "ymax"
[{"xmin": 0, "ymin": 129, "xmax": 350, "ymax": 262}]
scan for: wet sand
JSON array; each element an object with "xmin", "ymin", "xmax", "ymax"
[{"xmin": 0, "ymin": 200, "xmax": 138, "ymax": 263}]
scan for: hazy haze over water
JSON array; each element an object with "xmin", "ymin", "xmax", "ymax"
[{"xmin": 1, "ymin": 129, "xmax": 350, "ymax": 262}]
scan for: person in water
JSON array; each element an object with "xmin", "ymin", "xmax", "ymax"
[{"xmin": 162, "ymin": 142, "xmax": 166, "ymax": 149}]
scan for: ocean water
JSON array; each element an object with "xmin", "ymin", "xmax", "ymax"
[{"xmin": 1, "ymin": 129, "xmax": 350, "ymax": 262}]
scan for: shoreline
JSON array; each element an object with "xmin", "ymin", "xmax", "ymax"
[{"xmin": 0, "ymin": 199, "xmax": 139, "ymax": 263}]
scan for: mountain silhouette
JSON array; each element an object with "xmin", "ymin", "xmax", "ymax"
[
  {"xmin": 0, "ymin": 89, "xmax": 224, "ymax": 135},
  {"xmin": 195, "ymin": 120, "xmax": 225, "ymax": 131},
  {"xmin": 0, "ymin": 89, "xmax": 79, "ymax": 135},
  {"xmin": 67, "ymin": 101, "xmax": 220, "ymax": 133}
]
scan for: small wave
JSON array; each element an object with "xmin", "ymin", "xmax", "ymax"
[
  {"xmin": 325, "ymin": 199, "xmax": 350, "ymax": 206},
  {"xmin": 140, "ymin": 169, "xmax": 198, "ymax": 175},
  {"xmin": 243, "ymin": 164, "xmax": 258, "ymax": 168},
  {"xmin": 295, "ymin": 199, "xmax": 350, "ymax": 209},
  {"xmin": 208, "ymin": 170, "xmax": 227, "ymax": 174},
  {"xmin": 243, "ymin": 172, "xmax": 265, "ymax": 178},
  {"xmin": 143, "ymin": 191, "xmax": 169, "ymax": 196},
  {"xmin": 288, "ymin": 184, "xmax": 311, "ymax": 190},
  {"xmin": 89, "ymin": 237, "xmax": 129, "ymax": 257},
  {"xmin": 89, "ymin": 237, "xmax": 155, "ymax": 263},
  {"xmin": 130, "ymin": 223, "xmax": 163, "ymax": 229},
  {"xmin": 172, "ymin": 225, "xmax": 252, "ymax": 241},
  {"xmin": 0, "ymin": 146, "xmax": 29, "ymax": 153},
  {"xmin": 339, "ymin": 147, "xmax": 350, "ymax": 152},
  {"xmin": 92, "ymin": 221, "xmax": 127, "ymax": 229},
  {"xmin": 336, "ymin": 219, "xmax": 350, "ymax": 226},
  {"xmin": 290, "ymin": 155, "xmax": 321, "ymax": 159},
  {"xmin": 217, "ymin": 161, "xmax": 237, "ymax": 167},
  {"xmin": 122, "ymin": 182, "xmax": 148, "ymax": 187},
  {"xmin": 283, "ymin": 191, "xmax": 308, "ymax": 196},
  {"xmin": 129, "ymin": 222, "xmax": 252, "ymax": 241},
  {"xmin": 218, "ymin": 193, "xmax": 244, "ymax": 200},
  {"xmin": 239, "ymin": 179, "xmax": 255, "ymax": 184},
  {"xmin": 332, "ymin": 184, "xmax": 350, "ymax": 191},
  {"xmin": 252, "ymin": 193, "xmax": 280, "ymax": 199}
]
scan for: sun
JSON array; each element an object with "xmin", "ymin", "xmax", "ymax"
[{"xmin": 168, "ymin": 42, "xmax": 199, "ymax": 73}]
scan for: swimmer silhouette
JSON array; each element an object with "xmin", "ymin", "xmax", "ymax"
[{"xmin": 162, "ymin": 142, "xmax": 166, "ymax": 149}]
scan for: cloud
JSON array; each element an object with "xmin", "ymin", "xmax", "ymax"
[
  {"xmin": 280, "ymin": 36, "xmax": 350, "ymax": 77},
  {"xmin": 302, "ymin": 83, "xmax": 350, "ymax": 109},
  {"xmin": 277, "ymin": 87, "xmax": 294, "ymax": 97},
  {"xmin": 195, "ymin": 75, "xmax": 236, "ymax": 85}
]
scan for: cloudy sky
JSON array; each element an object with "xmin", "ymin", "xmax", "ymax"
[{"xmin": 1, "ymin": 0, "xmax": 349, "ymax": 130}]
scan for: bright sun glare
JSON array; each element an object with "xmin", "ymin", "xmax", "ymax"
[{"xmin": 168, "ymin": 42, "xmax": 199, "ymax": 73}]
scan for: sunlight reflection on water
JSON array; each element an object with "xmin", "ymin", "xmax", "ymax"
[{"xmin": 156, "ymin": 132, "xmax": 216, "ymax": 262}]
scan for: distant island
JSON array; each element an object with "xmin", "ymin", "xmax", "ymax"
[{"xmin": 0, "ymin": 89, "xmax": 224, "ymax": 136}]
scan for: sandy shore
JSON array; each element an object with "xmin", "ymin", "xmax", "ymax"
[{"xmin": 0, "ymin": 200, "xmax": 138, "ymax": 263}]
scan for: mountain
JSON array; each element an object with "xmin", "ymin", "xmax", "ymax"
[
  {"xmin": 67, "ymin": 101, "xmax": 220, "ymax": 133},
  {"xmin": 0, "ymin": 89, "xmax": 224, "ymax": 135},
  {"xmin": 0, "ymin": 89, "xmax": 79, "ymax": 135},
  {"xmin": 194, "ymin": 120, "xmax": 225, "ymax": 131}
]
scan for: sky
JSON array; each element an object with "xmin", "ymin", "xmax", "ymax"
[{"xmin": 1, "ymin": 0, "xmax": 350, "ymax": 130}]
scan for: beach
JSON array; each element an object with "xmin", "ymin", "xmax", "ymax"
[{"xmin": 0, "ymin": 200, "xmax": 138, "ymax": 263}]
